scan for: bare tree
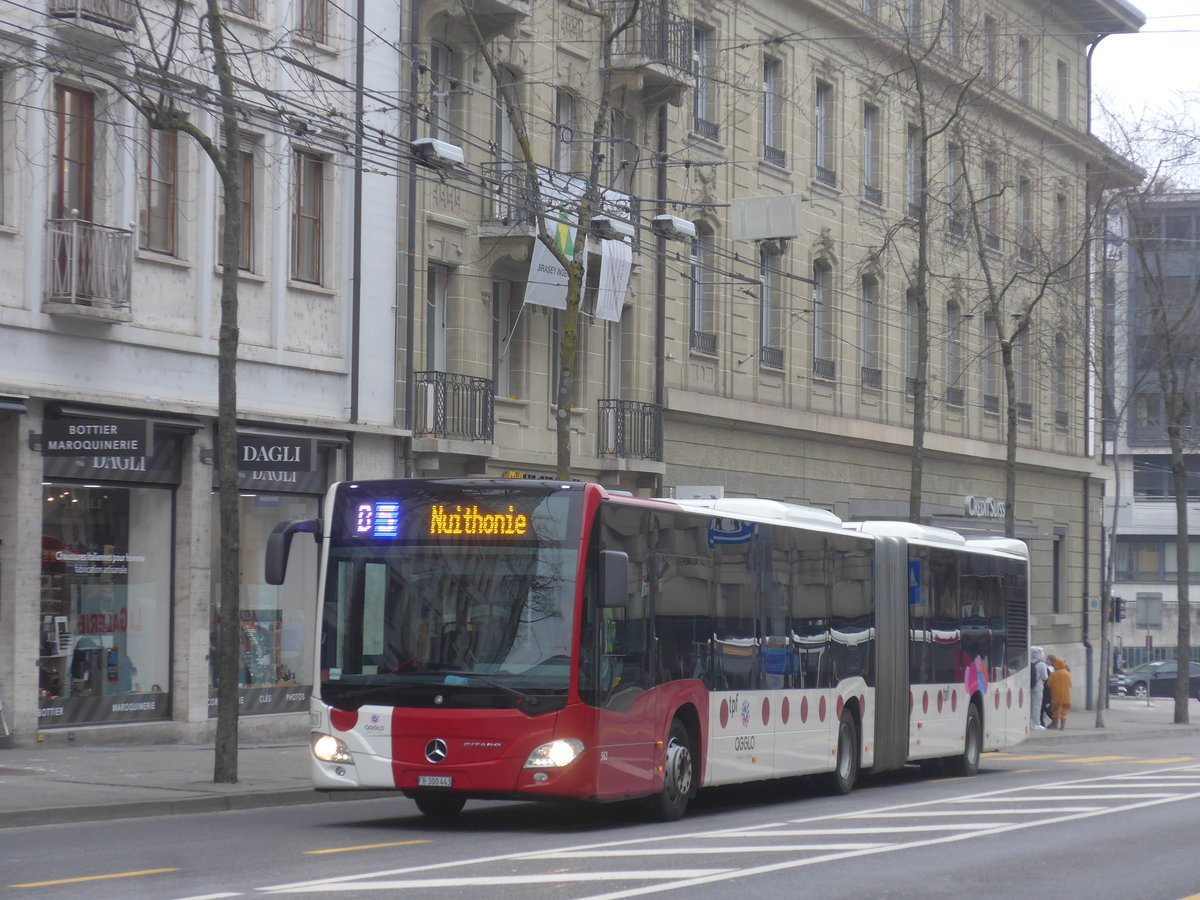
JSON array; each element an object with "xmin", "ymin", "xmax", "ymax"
[
  {"xmin": 463, "ymin": 0, "xmax": 639, "ymax": 479},
  {"xmin": 1099, "ymin": 104, "xmax": 1200, "ymax": 724}
]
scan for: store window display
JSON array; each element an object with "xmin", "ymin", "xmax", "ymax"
[
  {"xmin": 39, "ymin": 484, "xmax": 172, "ymax": 725},
  {"xmin": 209, "ymin": 493, "xmax": 318, "ymax": 715}
]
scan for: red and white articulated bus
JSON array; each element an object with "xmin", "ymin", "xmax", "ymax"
[{"xmin": 266, "ymin": 478, "xmax": 1030, "ymax": 820}]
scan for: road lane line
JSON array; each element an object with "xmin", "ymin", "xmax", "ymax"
[
  {"xmin": 529, "ymin": 845, "xmax": 885, "ymax": 857},
  {"xmin": 11, "ymin": 868, "xmax": 180, "ymax": 888},
  {"xmin": 270, "ymin": 870, "xmax": 735, "ymax": 891},
  {"xmin": 306, "ymin": 840, "xmax": 430, "ymax": 855}
]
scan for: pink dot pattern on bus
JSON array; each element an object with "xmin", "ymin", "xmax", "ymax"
[
  {"xmin": 782, "ymin": 697, "xmax": 790, "ymax": 724},
  {"xmin": 762, "ymin": 697, "xmax": 770, "ymax": 726},
  {"xmin": 719, "ymin": 698, "xmax": 729, "ymax": 728},
  {"xmin": 330, "ymin": 708, "xmax": 358, "ymax": 732}
]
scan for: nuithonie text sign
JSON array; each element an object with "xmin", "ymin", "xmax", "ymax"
[{"xmin": 42, "ymin": 417, "xmax": 150, "ymax": 457}]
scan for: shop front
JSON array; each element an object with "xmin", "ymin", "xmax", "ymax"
[
  {"xmin": 38, "ymin": 416, "xmax": 183, "ymax": 727},
  {"xmin": 207, "ymin": 431, "xmax": 332, "ymax": 718}
]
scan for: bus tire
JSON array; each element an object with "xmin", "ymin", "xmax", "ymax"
[
  {"xmin": 414, "ymin": 792, "xmax": 467, "ymax": 819},
  {"xmin": 822, "ymin": 709, "xmax": 859, "ymax": 795},
  {"xmin": 648, "ymin": 719, "xmax": 695, "ymax": 821},
  {"xmin": 948, "ymin": 703, "xmax": 982, "ymax": 777}
]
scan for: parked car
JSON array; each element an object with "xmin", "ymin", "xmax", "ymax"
[{"xmin": 1109, "ymin": 660, "xmax": 1200, "ymax": 699}]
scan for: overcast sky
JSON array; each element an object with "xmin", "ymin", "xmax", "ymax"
[{"xmin": 1091, "ymin": 0, "xmax": 1200, "ymax": 121}]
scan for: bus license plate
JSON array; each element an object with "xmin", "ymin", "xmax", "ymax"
[{"xmin": 418, "ymin": 775, "xmax": 453, "ymax": 788}]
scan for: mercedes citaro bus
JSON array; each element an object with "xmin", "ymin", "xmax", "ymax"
[{"xmin": 266, "ymin": 478, "xmax": 1030, "ymax": 819}]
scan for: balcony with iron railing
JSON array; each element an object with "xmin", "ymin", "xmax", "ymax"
[
  {"xmin": 48, "ymin": 0, "xmax": 135, "ymax": 30},
  {"xmin": 760, "ymin": 346, "xmax": 784, "ymax": 370},
  {"xmin": 816, "ymin": 165, "xmax": 837, "ymax": 188},
  {"xmin": 813, "ymin": 357, "xmax": 836, "ymax": 381},
  {"xmin": 690, "ymin": 329, "xmax": 717, "ymax": 356},
  {"xmin": 945, "ymin": 386, "xmax": 964, "ymax": 407},
  {"xmin": 861, "ymin": 366, "xmax": 882, "ymax": 389},
  {"xmin": 414, "ymin": 371, "xmax": 495, "ymax": 442},
  {"xmin": 44, "ymin": 216, "xmax": 133, "ymax": 321},
  {"xmin": 598, "ymin": 398, "xmax": 662, "ymax": 461},
  {"xmin": 693, "ymin": 117, "xmax": 719, "ymax": 142},
  {"xmin": 602, "ymin": 0, "xmax": 692, "ymax": 98},
  {"xmin": 483, "ymin": 163, "xmax": 538, "ymax": 228}
]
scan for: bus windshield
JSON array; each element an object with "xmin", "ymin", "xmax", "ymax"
[{"xmin": 318, "ymin": 483, "xmax": 582, "ymax": 713}]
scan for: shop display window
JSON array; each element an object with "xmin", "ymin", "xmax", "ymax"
[
  {"xmin": 39, "ymin": 484, "xmax": 172, "ymax": 725},
  {"xmin": 209, "ymin": 493, "xmax": 318, "ymax": 715}
]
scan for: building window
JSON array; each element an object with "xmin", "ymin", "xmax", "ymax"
[
  {"xmin": 760, "ymin": 245, "xmax": 783, "ymax": 367},
  {"xmin": 53, "ymin": 84, "xmax": 95, "ymax": 221},
  {"xmin": 608, "ymin": 108, "xmax": 637, "ymax": 195},
  {"xmin": 218, "ymin": 147, "xmax": 255, "ymax": 271},
  {"xmin": 1054, "ymin": 332, "xmax": 1068, "ymax": 427},
  {"xmin": 863, "ymin": 103, "xmax": 881, "ymax": 205},
  {"xmin": 227, "ymin": 0, "xmax": 257, "ymax": 17},
  {"xmin": 690, "ymin": 230, "xmax": 717, "ymax": 354},
  {"xmin": 1016, "ymin": 37, "xmax": 1031, "ymax": 103},
  {"xmin": 1017, "ymin": 175, "xmax": 1033, "ymax": 262},
  {"xmin": 1056, "ymin": 192, "xmax": 1070, "ymax": 268},
  {"xmin": 905, "ymin": 290, "xmax": 918, "ymax": 396},
  {"xmin": 945, "ymin": 0, "xmax": 961, "ymax": 59},
  {"xmin": 815, "ymin": 81, "xmax": 835, "ymax": 185},
  {"xmin": 0, "ymin": 70, "xmax": 7, "ymax": 224},
  {"xmin": 763, "ymin": 57, "xmax": 784, "ymax": 166},
  {"xmin": 1016, "ymin": 330, "xmax": 1032, "ymax": 419},
  {"xmin": 946, "ymin": 300, "xmax": 963, "ymax": 405},
  {"xmin": 291, "ymin": 150, "xmax": 324, "ymax": 285},
  {"xmin": 141, "ymin": 126, "xmax": 177, "ymax": 255},
  {"xmin": 983, "ymin": 159, "xmax": 1000, "ymax": 249},
  {"xmin": 1056, "ymin": 59, "xmax": 1069, "ymax": 121},
  {"xmin": 905, "ymin": 0, "xmax": 921, "ymax": 32},
  {"xmin": 693, "ymin": 25, "xmax": 718, "ymax": 140},
  {"xmin": 554, "ymin": 89, "xmax": 577, "ymax": 172},
  {"xmin": 493, "ymin": 280, "xmax": 527, "ymax": 399},
  {"xmin": 429, "ymin": 42, "xmax": 458, "ymax": 143},
  {"xmin": 1133, "ymin": 455, "xmax": 1200, "ymax": 499},
  {"xmin": 947, "ymin": 143, "xmax": 964, "ymax": 235},
  {"xmin": 983, "ymin": 16, "xmax": 997, "ymax": 81},
  {"xmin": 983, "ymin": 314, "xmax": 1001, "ymax": 413},
  {"xmin": 298, "ymin": 0, "xmax": 326, "ymax": 42},
  {"xmin": 861, "ymin": 276, "xmax": 881, "ymax": 388},
  {"xmin": 861, "ymin": 0, "xmax": 878, "ymax": 17},
  {"xmin": 906, "ymin": 125, "xmax": 920, "ymax": 217},
  {"xmin": 813, "ymin": 260, "xmax": 835, "ymax": 379}
]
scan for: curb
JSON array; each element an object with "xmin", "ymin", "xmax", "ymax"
[{"xmin": 1, "ymin": 788, "xmax": 397, "ymax": 830}]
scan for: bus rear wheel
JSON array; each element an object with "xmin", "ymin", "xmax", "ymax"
[
  {"xmin": 948, "ymin": 703, "xmax": 981, "ymax": 777},
  {"xmin": 822, "ymin": 710, "xmax": 859, "ymax": 795},
  {"xmin": 414, "ymin": 792, "xmax": 467, "ymax": 819},
  {"xmin": 648, "ymin": 719, "xmax": 695, "ymax": 821}
]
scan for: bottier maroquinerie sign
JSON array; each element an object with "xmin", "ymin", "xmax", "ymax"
[{"xmin": 42, "ymin": 417, "xmax": 150, "ymax": 457}]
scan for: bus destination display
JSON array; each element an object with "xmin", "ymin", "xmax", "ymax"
[{"xmin": 353, "ymin": 499, "xmax": 530, "ymax": 540}]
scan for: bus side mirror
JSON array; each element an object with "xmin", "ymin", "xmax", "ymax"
[
  {"xmin": 599, "ymin": 549, "xmax": 628, "ymax": 608},
  {"xmin": 265, "ymin": 518, "xmax": 321, "ymax": 585}
]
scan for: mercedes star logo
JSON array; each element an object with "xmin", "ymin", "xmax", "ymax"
[{"xmin": 424, "ymin": 738, "xmax": 448, "ymax": 764}]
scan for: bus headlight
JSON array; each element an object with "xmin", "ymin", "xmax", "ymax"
[
  {"xmin": 312, "ymin": 733, "xmax": 354, "ymax": 764},
  {"xmin": 523, "ymin": 738, "xmax": 584, "ymax": 768}
]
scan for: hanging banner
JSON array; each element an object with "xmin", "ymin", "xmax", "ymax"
[
  {"xmin": 525, "ymin": 170, "xmax": 585, "ymax": 310},
  {"xmin": 596, "ymin": 238, "xmax": 632, "ymax": 322}
]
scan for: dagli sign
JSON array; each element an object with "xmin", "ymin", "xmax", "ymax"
[{"xmin": 964, "ymin": 495, "xmax": 1006, "ymax": 518}]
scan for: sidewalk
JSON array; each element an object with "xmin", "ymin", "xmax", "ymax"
[{"xmin": 0, "ymin": 698, "xmax": 1196, "ymax": 830}]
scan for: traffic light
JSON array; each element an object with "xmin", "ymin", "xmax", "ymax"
[{"xmin": 1111, "ymin": 597, "xmax": 1125, "ymax": 623}]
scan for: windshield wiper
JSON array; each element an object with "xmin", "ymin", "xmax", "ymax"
[{"xmin": 434, "ymin": 671, "xmax": 539, "ymax": 708}]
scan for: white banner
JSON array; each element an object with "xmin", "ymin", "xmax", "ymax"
[{"xmin": 596, "ymin": 238, "xmax": 632, "ymax": 322}]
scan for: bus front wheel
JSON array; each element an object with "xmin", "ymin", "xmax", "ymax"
[
  {"xmin": 648, "ymin": 719, "xmax": 695, "ymax": 821},
  {"xmin": 822, "ymin": 710, "xmax": 859, "ymax": 795},
  {"xmin": 413, "ymin": 792, "xmax": 467, "ymax": 819}
]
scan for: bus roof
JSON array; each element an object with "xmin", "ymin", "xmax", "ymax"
[{"xmin": 668, "ymin": 497, "xmax": 845, "ymax": 530}]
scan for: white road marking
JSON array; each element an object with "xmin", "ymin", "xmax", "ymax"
[
  {"xmin": 267, "ymin": 871, "xmax": 733, "ymax": 892},
  {"xmin": 260, "ymin": 763, "xmax": 1200, "ymax": 898}
]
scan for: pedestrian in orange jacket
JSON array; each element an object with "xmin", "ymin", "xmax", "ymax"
[{"xmin": 1047, "ymin": 656, "xmax": 1072, "ymax": 729}]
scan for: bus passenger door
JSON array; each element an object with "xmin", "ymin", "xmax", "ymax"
[{"xmin": 584, "ymin": 548, "xmax": 659, "ymax": 801}]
